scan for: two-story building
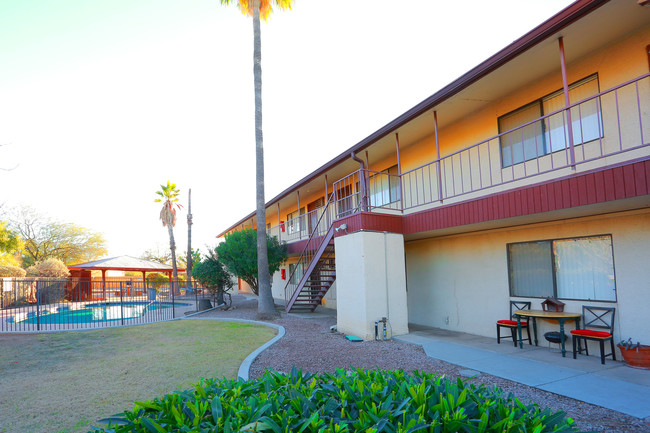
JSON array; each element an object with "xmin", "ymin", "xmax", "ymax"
[{"xmin": 218, "ymin": 0, "xmax": 650, "ymax": 349}]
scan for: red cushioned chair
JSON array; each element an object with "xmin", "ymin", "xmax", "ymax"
[
  {"xmin": 496, "ymin": 301, "xmax": 532, "ymax": 346},
  {"xmin": 571, "ymin": 306, "xmax": 616, "ymax": 365}
]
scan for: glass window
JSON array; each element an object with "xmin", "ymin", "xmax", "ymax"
[
  {"xmin": 508, "ymin": 241, "xmax": 554, "ymax": 298},
  {"xmin": 499, "ymin": 74, "xmax": 602, "ymax": 167},
  {"xmin": 554, "ymin": 237, "xmax": 616, "ymax": 301},
  {"xmin": 286, "ymin": 207, "xmax": 305, "ymax": 234},
  {"xmin": 369, "ymin": 165, "xmax": 401, "ymax": 208},
  {"xmin": 500, "ymin": 102, "xmax": 545, "ymax": 167},
  {"xmin": 508, "ymin": 235, "xmax": 616, "ymax": 301},
  {"xmin": 289, "ymin": 263, "xmax": 304, "ymax": 285}
]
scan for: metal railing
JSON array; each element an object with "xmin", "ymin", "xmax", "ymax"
[
  {"xmin": 284, "ymin": 192, "xmax": 337, "ymax": 305},
  {"xmin": 0, "ymin": 278, "xmax": 205, "ymax": 332},
  {"xmin": 334, "ymin": 73, "xmax": 650, "ymax": 218},
  {"xmin": 268, "ymin": 203, "xmax": 332, "ymax": 244}
]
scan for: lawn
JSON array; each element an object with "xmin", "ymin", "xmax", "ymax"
[{"xmin": 0, "ymin": 319, "xmax": 276, "ymax": 433}]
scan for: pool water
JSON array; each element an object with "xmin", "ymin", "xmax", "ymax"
[{"xmin": 19, "ymin": 302, "xmax": 182, "ymax": 324}]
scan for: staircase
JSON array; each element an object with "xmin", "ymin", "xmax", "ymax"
[
  {"xmin": 288, "ymin": 243, "xmax": 335, "ymax": 312},
  {"xmin": 285, "ymin": 193, "xmax": 337, "ymax": 313}
]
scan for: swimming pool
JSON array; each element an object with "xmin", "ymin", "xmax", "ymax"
[{"xmin": 16, "ymin": 301, "xmax": 189, "ymax": 324}]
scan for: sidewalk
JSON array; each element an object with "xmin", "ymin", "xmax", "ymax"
[{"xmin": 395, "ymin": 326, "xmax": 650, "ymax": 419}]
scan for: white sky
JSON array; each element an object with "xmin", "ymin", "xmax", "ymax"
[{"xmin": 0, "ymin": 0, "xmax": 574, "ymax": 261}]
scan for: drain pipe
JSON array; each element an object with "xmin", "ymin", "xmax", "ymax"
[{"xmin": 350, "ymin": 152, "xmax": 368, "ymax": 212}]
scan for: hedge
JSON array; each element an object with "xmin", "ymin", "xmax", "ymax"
[{"xmin": 93, "ymin": 368, "xmax": 581, "ymax": 433}]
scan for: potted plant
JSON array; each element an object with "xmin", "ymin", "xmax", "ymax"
[{"xmin": 618, "ymin": 339, "xmax": 650, "ymax": 370}]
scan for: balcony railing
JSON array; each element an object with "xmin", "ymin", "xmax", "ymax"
[
  {"xmin": 336, "ymin": 73, "xmax": 650, "ymax": 219},
  {"xmin": 262, "ymin": 74, "xmax": 649, "ymax": 244}
]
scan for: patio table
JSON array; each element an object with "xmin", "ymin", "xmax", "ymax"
[{"xmin": 514, "ymin": 310, "xmax": 582, "ymax": 357}]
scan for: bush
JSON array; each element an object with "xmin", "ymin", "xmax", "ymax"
[
  {"xmin": 0, "ymin": 265, "xmax": 26, "ymax": 277},
  {"xmin": 25, "ymin": 258, "xmax": 70, "ymax": 278},
  {"xmin": 94, "ymin": 368, "xmax": 581, "ymax": 432}
]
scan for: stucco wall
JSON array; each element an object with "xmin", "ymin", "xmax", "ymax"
[
  {"xmin": 405, "ymin": 209, "xmax": 650, "ymax": 346},
  {"xmin": 336, "ymin": 231, "xmax": 409, "ymax": 340}
]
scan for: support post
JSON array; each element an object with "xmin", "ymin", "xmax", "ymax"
[
  {"xmin": 433, "ymin": 111, "xmax": 444, "ymax": 202},
  {"xmin": 297, "ymin": 191, "xmax": 302, "ymax": 235},
  {"xmin": 558, "ymin": 37, "xmax": 576, "ymax": 169},
  {"xmin": 120, "ymin": 281, "xmax": 124, "ymax": 326},
  {"xmin": 102, "ymin": 269, "xmax": 106, "ymax": 300},
  {"xmin": 277, "ymin": 202, "xmax": 281, "ymax": 241},
  {"xmin": 395, "ymin": 133, "xmax": 403, "ymax": 210}
]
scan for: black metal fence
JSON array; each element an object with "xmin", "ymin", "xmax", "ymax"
[{"xmin": 0, "ymin": 278, "xmax": 210, "ymax": 332}]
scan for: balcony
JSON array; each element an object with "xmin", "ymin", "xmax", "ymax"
[{"xmin": 270, "ymin": 73, "xmax": 650, "ymax": 245}]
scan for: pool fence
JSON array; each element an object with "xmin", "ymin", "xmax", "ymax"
[{"xmin": 0, "ymin": 277, "xmax": 215, "ymax": 332}]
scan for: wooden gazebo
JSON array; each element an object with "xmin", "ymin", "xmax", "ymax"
[{"xmin": 68, "ymin": 256, "xmax": 185, "ymax": 300}]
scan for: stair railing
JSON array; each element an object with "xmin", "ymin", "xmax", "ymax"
[{"xmin": 284, "ymin": 191, "xmax": 336, "ymax": 309}]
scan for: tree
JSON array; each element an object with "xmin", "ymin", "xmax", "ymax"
[
  {"xmin": 26, "ymin": 258, "xmax": 70, "ymax": 278},
  {"xmin": 155, "ymin": 180, "xmax": 182, "ymax": 295},
  {"xmin": 3, "ymin": 206, "xmax": 106, "ymax": 266},
  {"xmin": 178, "ymin": 248, "xmax": 201, "ymax": 270},
  {"xmin": 0, "ymin": 220, "xmax": 23, "ymax": 266},
  {"xmin": 216, "ymin": 228, "xmax": 287, "ymax": 298},
  {"xmin": 0, "ymin": 265, "xmax": 26, "ymax": 277},
  {"xmin": 219, "ymin": 0, "xmax": 293, "ymax": 319},
  {"xmin": 141, "ymin": 247, "xmax": 172, "ymax": 265},
  {"xmin": 186, "ymin": 188, "xmax": 193, "ymax": 290},
  {"xmin": 192, "ymin": 250, "xmax": 233, "ymax": 305}
]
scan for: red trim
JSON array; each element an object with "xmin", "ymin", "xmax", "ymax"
[
  {"xmin": 333, "ymin": 212, "xmax": 403, "ymax": 238},
  {"xmin": 322, "ymin": 158, "xmax": 649, "ymax": 237},
  {"xmin": 405, "ymin": 159, "xmax": 649, "ymax": 234}
]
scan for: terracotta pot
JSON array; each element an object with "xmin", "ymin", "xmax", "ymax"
[{"xmin": 618, "ymin": 344, "xmax": 650, "ymax": 370}]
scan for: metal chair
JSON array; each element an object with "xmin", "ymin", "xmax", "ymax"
[
  {"xmin": 496, "ymin": 301, "xmax": 532, "ymax": 346},
  {"xmin": 571, "ymin": 306, "xmax": 616, "ymax": 365}
]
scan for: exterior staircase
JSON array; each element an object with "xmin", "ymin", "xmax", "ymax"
[
  {"xmin": 287, "ymin": 243, "xmax": 335, "ymax": 312},
  {"xmin": 285, "ymin": 193, "xmax": 337, "ymax": 313}
]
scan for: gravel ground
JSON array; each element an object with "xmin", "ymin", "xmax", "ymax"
[{"xmin": 196, "ymin": 295, "xmax": 650, "ymax": 433}]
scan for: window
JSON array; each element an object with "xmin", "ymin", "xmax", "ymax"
[
  {"xmin": 286, "ymin": 207, "xmax": 305, "ymax": 234},
  {"xmin": 368, "ymin": 165, "xmax": 401, "ymax": 208},
  {"xmin": 508, "ymin": 235, "xmax": 616, "ymax": 301},
  {"xmin": 499, "ymin": 74, "xmax": 602, "ymax": 167},
  {"xmin": 289, "ymin": 263, "xmax": 304, "ymax": 285}
]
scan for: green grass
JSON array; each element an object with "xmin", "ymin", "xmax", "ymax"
[{"xmin": 0, "ymin": 319, "xmax": 275, "ymax": 433}]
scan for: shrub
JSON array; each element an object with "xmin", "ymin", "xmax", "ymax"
[
  {"xmin": 192, "ymin": 252, "xmax": 233, "ymax": 305},
  {"xmin": 0, "ymin": 265, "xmax": 26, "ymax": 277},
  {"xmin": 25, "ymin": 258, "xmax": 70, "ymax": 278},
  {"xmin": 94, "ymin": 368, "xmax": 581, "ymax": 432}
]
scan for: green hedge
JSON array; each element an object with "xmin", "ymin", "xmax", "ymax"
[{"xmin": 93, "ymin": 368, "xmax": 581, "ymax": 433}]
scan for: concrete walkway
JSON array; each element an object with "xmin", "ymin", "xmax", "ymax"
[{"xmin": 395, "ymin": 326, "xmax": 650, "ymax": 419}]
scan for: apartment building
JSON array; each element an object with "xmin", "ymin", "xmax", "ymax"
[{"xmin": 218, "ymin": 0, "xmax": 650, "ymax": 347}]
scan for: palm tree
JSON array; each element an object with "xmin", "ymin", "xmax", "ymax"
[
  {"xmin": 186, "ymin": 188, "xmax": 193, "ymax": 291},
  {"xmin": 219, "ymin": 0, "xmax": 293, "ymax": 319},
  {"xmin": 155, "ymin": 180, "xmax": 182, "ymax": 296}
]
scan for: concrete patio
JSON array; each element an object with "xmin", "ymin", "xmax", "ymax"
[{"xmin": 396, "ymin": 326, "xmax": 650, "ymax": 419}]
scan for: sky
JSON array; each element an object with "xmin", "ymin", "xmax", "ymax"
[{"xmin": 0, "ymin": 0, "xmax": 575, "ymax": 262}]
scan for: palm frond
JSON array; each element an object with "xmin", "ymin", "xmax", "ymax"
[{"xmin": 222, "ymin": 0, "xmax": 293, "ymax": 21}]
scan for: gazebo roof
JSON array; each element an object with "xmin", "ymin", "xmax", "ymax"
[{"xmin": 68, "ymin": 255, "xmax": 185, "ymax": 273}]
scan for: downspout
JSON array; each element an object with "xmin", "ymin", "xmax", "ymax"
[{"xmin": 350, "ymin": 152, "xmax": 368, "ymax": 212}]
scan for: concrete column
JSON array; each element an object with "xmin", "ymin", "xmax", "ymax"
[{"xmin": 335, "ymin": 231, "xmax": 409, "ymax": 340}]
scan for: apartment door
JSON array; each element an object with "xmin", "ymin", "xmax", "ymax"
[{"xmin": 307, "ymin": 197, "xmax": 324, "ymax": 234}]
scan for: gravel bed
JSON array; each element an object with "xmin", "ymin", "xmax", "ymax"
[{"xmin": 195, "ymin": 295, "xmax": 649, "ymax": 433}]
